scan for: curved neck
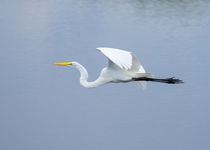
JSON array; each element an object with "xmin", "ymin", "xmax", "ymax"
[{"xmin": 73, "ymin": 62, "xmax": 106, "ymax": 88}]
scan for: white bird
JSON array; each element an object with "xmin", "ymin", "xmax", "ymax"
[{"xmin": 53, "ymin": 47, "xmax": 183, "ymax": 88}]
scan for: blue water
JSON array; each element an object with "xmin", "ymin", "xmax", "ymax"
[{"xmin": 0, "ymin": 1, "xmax": 210, "ymax": 150}]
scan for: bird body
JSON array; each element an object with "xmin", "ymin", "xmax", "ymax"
[{"xmin": 54, "ymin": 47, "xmax": 183, "ymax": 88}]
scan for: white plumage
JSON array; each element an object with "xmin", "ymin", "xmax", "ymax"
[
  {"xmin": 96, "ymin": 47, "xmax": 148, "ymax": 88},
  {"xmin": 97, "ymin": 47, "xmax": 133, "ymax": 70},
  {"xmin": 53, "ymin": 47, "xmax": 183, "ymax": 88}
]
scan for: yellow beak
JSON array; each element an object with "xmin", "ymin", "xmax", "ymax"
[{"xmin": 53, "ymin": 62, "xmax": 72, "ymax": 66}]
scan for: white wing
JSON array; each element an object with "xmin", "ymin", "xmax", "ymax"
[
  {"xmin": 97, "ymin": 47, "xmax": 145, "ymax": 72},
  {"xmin": 97, "ymin": 47, "xmax": 149, "ymax": 89}
]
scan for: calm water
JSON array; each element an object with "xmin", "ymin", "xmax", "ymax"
[{"xmin": 1, "ymin": 1, "xmax": 210, "ymax": 150}]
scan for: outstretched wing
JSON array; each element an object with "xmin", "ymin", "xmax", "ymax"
[{"xmin": 96, "ymin": 47, "xmax": 145, "ymax": 72}]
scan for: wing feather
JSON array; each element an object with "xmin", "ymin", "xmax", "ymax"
[
  {"xmin": 97, "ymin": 47, "xmax": 132, "ymax": 70},
  {"xmin": 97, "ymin": 47, "xmax": 143, "ymax": 71}
]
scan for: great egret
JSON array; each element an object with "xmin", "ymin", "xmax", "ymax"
[{"xmin": 54, "ymin": 47, "xmax": 183, "ymax": 88}]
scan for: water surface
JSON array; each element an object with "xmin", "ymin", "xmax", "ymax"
[{"xmin": 0, "ymin": 1, "xmax": 210, "ymax": 150}]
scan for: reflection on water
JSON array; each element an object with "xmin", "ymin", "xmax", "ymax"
[
  {"xmin": 8, "ymin": 0, "xmax": 208, "ymax": 48},
  {"xmin": 93, "ymin": 0, "xmax": 210, "ymax": 26},
  {"xmin": 4, "ymin": 0, "xmax": 210, "ymax": 30},
  {"xmin": 136, "ymin": 0, "xmax": 210, "ymax": 24}
]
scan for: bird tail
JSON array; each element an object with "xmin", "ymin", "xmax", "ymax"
[{"xmin": 133, "ymin": 73, "xmax": 153, "ymax": 89}]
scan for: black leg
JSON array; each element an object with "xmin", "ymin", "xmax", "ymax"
[{"xmin": 132, "ymin": 77, "xmax": 184, "ymax": 84}]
